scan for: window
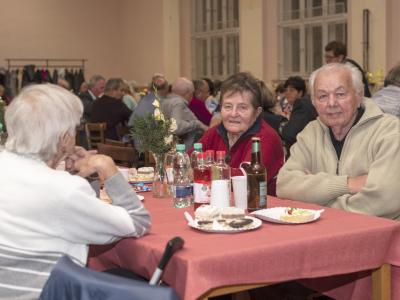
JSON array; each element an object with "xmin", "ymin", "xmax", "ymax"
[
  {"xmin": 279, "ymin": 0, "xmax": 347, "ymax": 79},
  {"xmin": 192, "ymin": 0, "xmax": 239, "ymax": 79}
]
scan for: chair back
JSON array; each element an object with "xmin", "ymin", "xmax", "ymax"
[
  {"xmin": 85, "ymin": 122, "xmax": 106, "ymax": 150},
  {"xmin": 97, "ymin": 142, "xmax": 138, "ymax": 167},
  {"xmin": 105, "ymin": 138, "xmax": 129, "ymax": 147},
  {"xmin": 39, "ymin": 256, "xmax": 180, "ymax": 300}
]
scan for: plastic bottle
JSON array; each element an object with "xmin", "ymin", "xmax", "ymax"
[
  {"xmin": 193, "ymin": 152, "xmax": 211, "ymax": 210},
  {"xmin": 164, "ymin": 148, "xmax": 176, "ymax": 195},
  {"xmin": 210, "ymin": 150, "xmax": 231, "ymax": 208},
  {"xmin": 172, "ymin": 144, "xmax": 193, "ymax": 208},
  {"xmin": 247, "ymin": 137, "xmax": 267, "ymax": 211},
  {"xmin": 205, "ymin": 149, "xmax": 215, "ymax": 167},
  {"xmin": 190, "ymin": 143, "xmax": 203, "ymax": 169}
]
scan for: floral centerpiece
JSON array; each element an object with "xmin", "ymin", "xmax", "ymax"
[{"xmin": 130, "ymin": 91, "xmax": 177, "ymax": 197}]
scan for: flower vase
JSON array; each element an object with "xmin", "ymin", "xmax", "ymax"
[{"xmin": 152, "ymin": 153, "xmax": 169, "ymax": 198}]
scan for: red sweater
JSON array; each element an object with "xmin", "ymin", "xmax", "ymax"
[{"xmin": 194, "ymin": 118, "xmax": 284, "ymax": 196}]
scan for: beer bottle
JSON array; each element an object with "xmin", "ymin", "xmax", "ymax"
[{"xmin": 247, "ymin": 137, "xmax": 267, "ymax": 211}]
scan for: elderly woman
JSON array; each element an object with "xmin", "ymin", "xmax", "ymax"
[
  {"xmin": 195, "ymin": 72, "xmax": 284, "ymax": 196},
  {"xmin": 0, "ymin": 84, "xmax": 151, "ymax": 298}
]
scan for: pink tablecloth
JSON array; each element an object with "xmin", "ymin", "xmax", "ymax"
[{"xmin": 88, "ymin": 196, "xmax": 400, "ymax": 300}]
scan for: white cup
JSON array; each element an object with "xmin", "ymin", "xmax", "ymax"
[
  {"xmin": 118, "ymin": 168, "xmax": 130, "ymax": 181},
  {"xmin": 232, "ymin": 176, "xmax": 247, "ymax": 209},
  {"xmin": 210, "ymin": 180, "xmax": 230, "ymax": 208}
]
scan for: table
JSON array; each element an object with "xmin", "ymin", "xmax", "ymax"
[{"xmin": 88, "ymin": 195, "xmax": 400, "ymax": 300}]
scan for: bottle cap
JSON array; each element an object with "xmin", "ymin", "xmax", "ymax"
[
  {"xmin": 216, "ymin": 150, "xmax": 225, "ymax": 159},
  {"xmin": 193, "ymin": 143, "xmax": 202, "ymax": 151},
  {"xmin": 176, "ymin": 144, "xmax": 185, "ymax": 152}
]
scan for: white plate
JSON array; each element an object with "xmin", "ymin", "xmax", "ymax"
[
  {"xmin": 187, "ymin": 216, "xmax": 262, "ymax": 233},
  {"xmin": 250, "ymin": 207, "xmax": 324, "ymax": 224},
  {"xmin": 100, "ymin": 189, "xmax": 144, "ymax": 202}
]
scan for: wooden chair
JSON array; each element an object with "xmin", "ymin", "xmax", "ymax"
[
  {"xmin": 105, "ymin": 138, "xmax": 128, "ymax": 147},
  {"xmin": 85, "ymin": 122, "xmax": 106, "ymax": 150},
  {"xmin": 97, "ymin": 143, "xmax": 138, "ymax": 167}
]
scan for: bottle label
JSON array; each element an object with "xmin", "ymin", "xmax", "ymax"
[
  {"xmin": 174, "ymin": 185, "xmax": 192, "ymax": 198},
  {"xmin": 193, "ymin": 182, "xmax": 211, "ymax": 204},
  {"xmin": 259, "ymin": 181, "xmax": 267, "ymax": 207}
]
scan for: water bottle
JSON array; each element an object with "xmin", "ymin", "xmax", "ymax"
[
  {"xmin": 172, "ymin": 144, "xmax": 193, "ymax": 208},
  {"xmin": 193, "ymin": 152, "xmax": 211, "ymax": 210},
  {"xmin": 190, "ymin": 143, "xmax": 203, "ymax": 169}
]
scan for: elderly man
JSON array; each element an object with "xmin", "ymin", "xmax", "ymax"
[
  {"xmin": 161, "ymin": 77, "xmax": 207, "ymax": 150},
  {"xmin": 128, "ymin": 73, "xmax": 169, "ymax": 127},
  {"xmin": 277, "ymin": 63, "xmax": 400, "ymax": 220},
  {"xmin": 79, "ymin": 75, "xmax": 106, "ymax": 123}
]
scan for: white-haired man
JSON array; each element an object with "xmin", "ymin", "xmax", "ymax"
[
  {"xmin": 0, "ymin": 84, "xmax": 150, "ymax": 298},
  {"xmin": 161, "ymin": 77, "xmax": 207, "ymax": 150},
  {"xmin": 277, "ymin": 63, "xmax": 400, "ymax": 220}
]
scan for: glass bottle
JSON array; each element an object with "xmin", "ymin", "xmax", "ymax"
[
  {"xmin": 164, "ymin": 147, "xmax": 176, "ymax": 195},
  {"xmin": 210, "ymin": 150, "xmax": 231, "ymax": 208},
  {"xmin": 247, "ymin": 137, "xmax": 267, "ymax": 211},
  {"xmin": 172, "ymin": 144, "xmax": 193, "ymax": 208},
  {"xmin": 193, "ymin": 152, "xmax": 211, "ymax": 210}
]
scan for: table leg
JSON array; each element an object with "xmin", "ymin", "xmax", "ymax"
[{"xmin": 372, "ymin": 263, "xmax": 391, "ymax": 300}]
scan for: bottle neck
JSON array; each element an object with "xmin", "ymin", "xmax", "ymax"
[{"xmin": 251, "ymin": 141, "xmax": 262, "ymax": 164}]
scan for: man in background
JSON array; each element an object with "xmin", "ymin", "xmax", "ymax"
[
  {"xmin": 91, "ymin": 78, "xmax": 132, "ymax": 140},
  {"xmin": 161, "ymin": 77, "xmax": 207, "ymax": 150},
  {"xmin": 129, "ymin": 73, "xmax": 169, "ymax": 126},
  {"xmin": 79, "ymin": 75, "xmax": 106, "ymax": 123},
  {"xmin": 324, "ymin": 41, "xmax": 371, "ymax": 97}
]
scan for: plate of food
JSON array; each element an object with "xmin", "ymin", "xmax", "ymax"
[
  {"xmin": 250, "ymin": 207, "xmax": 324, "ymax": 224},
  {"xmin": 100, "ymin": 189, "xmax": 144, "ymax": 203},
  {"xmin": 185, "ymin": 205, "xmax": 262, "ymax": 233},
  {"xmin": 129, "ymin": 167, "xmax": 154, "ymax": 183}
]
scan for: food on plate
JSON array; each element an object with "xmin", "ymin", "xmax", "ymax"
[
  {"xmin": 195, "ymin": 205, "xmax": 221, "ymax": 221},
  {"xmin": 279, "ymin": 208, "xmax": 315, "ymax": 223},
  {"xmin": 137, "ymin": 167, "xmax": 154, "ymax": 174},
  {"xmin": 228, "ymin": 218, "xmax": 253, "ymax": 228},
  {"xmin": 220, "ymin": 206, "xmax": 245, "ymax": 219}
]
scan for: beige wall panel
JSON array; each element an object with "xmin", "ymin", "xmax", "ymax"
[
  {"xmin": 0, "ymin": 0, "xmax": 122, "ymax": 81},
  {"xmin": 262, "ymin": 0, "xmax": 278, "ymax": 85},
  {"xmin": 240, "ymin": 0, "xmax": 263, "ymax": 78},
  {"xmin": 386, "ymin": 0, "xmax": 400, "ymax": 70},
  {"xmin": 348, "ymin": 0, "xmax": 386, "ymax": 74}
]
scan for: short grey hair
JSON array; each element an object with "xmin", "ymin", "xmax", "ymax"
[
  {"xmin": 171, "ymin": 77, "xmax": 194, "ymax": 97},
  {"xmin": 309, "ymin": 63, "xmax": 364, "ymax": 103},
  {"xmin": 88, "ymin": 75, "xmax": 105, "ymax": 89},
  {"xmin": 384, "ymin": 63, "xmax": 400, "ymax": 87},
  {"xmin": 104, "ymin": 78, "xmax": 124, "ymax": 93},
  {"xmin": 5, "ymin": 84, "xmax": 83, "ymax": 162}
]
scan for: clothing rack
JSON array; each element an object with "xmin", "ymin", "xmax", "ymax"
[{"xmin": 5, "ymin": 58, "xmax": 87, "ymax": 72}]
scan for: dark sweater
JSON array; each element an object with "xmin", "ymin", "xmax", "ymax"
[{"xmin": 91, "ymin": 95, "xmax": 132, "ymax": 140}]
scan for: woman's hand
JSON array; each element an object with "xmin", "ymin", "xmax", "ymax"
[{"xmin": 65, "ymin": 147, "xmax": 118, "ymax": 181}]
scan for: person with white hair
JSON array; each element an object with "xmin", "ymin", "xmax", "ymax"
[
  {"xmin": 277, "ymin": 63, "xmax": 400, "ymax": 220},
  {"xmin": 0, "ymin": 84, "xmax": 151, "ymax": 299},
  {"xmin": 161, "ymin": 77, "xmax": 208, "ymax": 150}
]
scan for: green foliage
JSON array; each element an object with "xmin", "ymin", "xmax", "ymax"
[{"xmin": 130, "ymin": 113, "xmax": 173, "ymax": 155}]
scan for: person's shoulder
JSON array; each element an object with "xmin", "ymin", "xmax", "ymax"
[{"xmin": 79, "ymin": 91, "xmax": 91, "ymax": 100}]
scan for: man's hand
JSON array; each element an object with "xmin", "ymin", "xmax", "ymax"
[{"xmin": 347, "ymin": 175, "xmax": 368, "ymax": 194}]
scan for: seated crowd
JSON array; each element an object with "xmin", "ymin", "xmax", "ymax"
[{"xmin": 0, "ymin": 41, "xmax": 399, "ymax": 299}]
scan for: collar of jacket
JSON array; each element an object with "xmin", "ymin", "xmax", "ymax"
[{"xmin": 216, "ymin": 116, "xmax": 262, "ymax": 162}]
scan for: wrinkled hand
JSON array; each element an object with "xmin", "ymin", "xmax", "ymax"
[
  {"xmin": 347, "ymin": 175, "xmax": 368, "ymax": 194},
  {"xmin": 65, "ymin": 147, "xmax": 118, "ymax": 181}
]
